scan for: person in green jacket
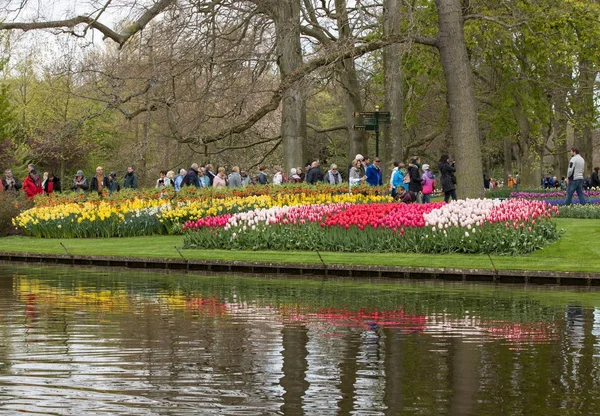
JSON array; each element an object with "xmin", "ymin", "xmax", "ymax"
[{"xmin": 123, "ymin": 166, "xmax": 138, "ymax": 189}]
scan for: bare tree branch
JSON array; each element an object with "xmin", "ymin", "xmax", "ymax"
[
  {"xmin": 173, "ymin": 33, "xmax": 437, "ymax": 145},
  {"xmin": 209, "ymin": 135, "xmax": 281, "ymax": 154},
  {"xmin": 0, "ymin": 0, "xmax": 176, "ymax": 47},
  {"xmin": 307, "ymin": 123, "xmax": 347, "ymax": 133},
  {"xmin": 248, "ymin": 138, "xmax": 282, "ymax": 169}
]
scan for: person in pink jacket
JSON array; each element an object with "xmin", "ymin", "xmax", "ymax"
[{"xmin": 421, "ymin": 164, "xmax": 435, "ymax": 204}]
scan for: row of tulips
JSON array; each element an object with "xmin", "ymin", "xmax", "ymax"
[
  {"xmin": 14, "ymin": 192, "xmax": 392, "ymax": 238},
  {"xmin": 31, "ymin": 183, "xmax": 387, "ymax": 208},
  {"xmin": 510, "ymin": 190, "xmax": 600, "ymax": 199},
  {"xmin": 183, "ymin": 199, "xmax": 561, "ymax": 255}
]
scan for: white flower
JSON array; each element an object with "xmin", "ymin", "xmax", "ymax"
[{"xmin": 465, "ymin": 231, "xmax": 470, "ymax": 237}]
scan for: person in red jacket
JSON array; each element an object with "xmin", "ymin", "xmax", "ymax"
[{"xmin": 23, "ymin": 169, "xmax": 43, "ymax": 199}]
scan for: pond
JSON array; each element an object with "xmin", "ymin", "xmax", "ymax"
[{"xmin": 0, "ymin": 264, "xmax": 599, "ymax": 415}]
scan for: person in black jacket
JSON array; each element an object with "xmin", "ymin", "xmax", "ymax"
[
  {"xmin": 2, "ymin": 169, "xmax": 22, "ymax": 192},
  {"xmin": 71, "ymin": 170, "xmax": 89, "ymax": 193},
  {"xmin": 306, "ymin": 161, "xmax": 324, "ymax": 184},
  {"xmin": 184, "ymin": 163, "xmax": 200, "ymax": 187},
  {"xmin": 43, "ymin": 172, "xmax": 61, "ymax": 195},
  {"xmin": 439, "ymin": 154, "xmax": 457, "ymax": 203},
  {"xmin": 592, "ymin": 167, "xmax": 600, "ymax": 188},
  {"xmin": 407, "ymin": 156, "xmax": 422, "ymax": 202}
]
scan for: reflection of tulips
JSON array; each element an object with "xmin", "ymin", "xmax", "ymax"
[
  {"xmin": 184, "ymin": 199, "xmax": 560, "ymax": 254},
  {"xmin": 281, "ymin": 307, "xmax": 427, "ymax": 331}
]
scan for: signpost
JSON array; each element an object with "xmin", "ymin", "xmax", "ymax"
[{"xmin": 353, "ymin": 106, "xmax": 390, "ymax": 157}]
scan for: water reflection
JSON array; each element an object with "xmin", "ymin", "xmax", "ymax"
[{"xmin": 0, "ymin": 264, "xmax": 600, "ymax": 415}]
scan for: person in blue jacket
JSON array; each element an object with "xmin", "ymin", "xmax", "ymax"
[{"xmin": 365, "ymin": 157, "xmax": 383, "ymax": 186}]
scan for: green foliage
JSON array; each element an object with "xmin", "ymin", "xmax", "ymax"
[
  {"xmin": 558, "ymin": 204, "xmax": 600, "ymax": 219},
  {"xmin": 183, "ymin": 220, "xmax": 561, "ymax": 256}
]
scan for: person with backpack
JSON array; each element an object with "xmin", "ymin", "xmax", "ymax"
[
  {"xmin": 421, "ymin": 164, "xmax": 435, "ymax": 203},
  {"xmin": 257, "ymin": 166, "xmax": 269, "ymax": 185},
  {"xmin": 183, "ymin": 163, "xmax": 200, "ymax": 187}
]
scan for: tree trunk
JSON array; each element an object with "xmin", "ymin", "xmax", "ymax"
[
  {"xmin": 574, "ymin": 57, "xmax": 596, "ymax": 176},
  {"xmin": 552, "ymin": 88, "xmax": 569, "ymax": 178},
  {"xmin": 383, "ymin": 0, "xmax": 403, "ymax": 174},
  {"xmin": 334, "ymin": 0, "xmax": 366, "ymax": 163},
  {"xmin": 275, "ymin": 0, "xmax": 306, "ymax": 175},
  {"xmin": 503, "ymin": 137, "xmax": 513, "ymax": 184},
  {"xmin": 515, "ymin": 101, "xmax": 539, "ymax": 187},
  {"xmin": 435, "ymin": 0, "xmax": 484, "ymax": 199}
]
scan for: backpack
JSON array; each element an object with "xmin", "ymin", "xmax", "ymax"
[{"xmin": 183, "ymin": 171, "xmax": 194, "ymax": 186}]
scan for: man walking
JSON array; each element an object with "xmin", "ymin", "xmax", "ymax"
[{"xmin": 565, "ymin": 147, "xmax": 586, "ymax": 206}]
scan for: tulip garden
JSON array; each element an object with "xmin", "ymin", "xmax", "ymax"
[
  {"xmin": 12, "ymin": 185, "xmax": 391, "ymax": 238},
  {"xmin": 182, "ymin": 198, "xmax": 560, "ymax": 255},
  {"xmin": 9, "ymin": 183, "xmax": 575, "ymax": 255}
]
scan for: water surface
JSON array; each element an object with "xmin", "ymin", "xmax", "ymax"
[{"xmin": 0, "ymin": 264, "xmax": 599, "ymax": 415}]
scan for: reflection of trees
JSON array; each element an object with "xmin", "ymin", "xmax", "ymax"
[
  {"xmin": 383, "ymin": 327, "xmax": 403, "ymax": 415},
  {"xmin": 447, "ymin": 339, "xmax": 479, "ymax": 416},
  {"xmin": 7, "ymin": 267, "xmax": 600, "ymax": 414},
  {"xmin": 280, "ymin": 325, "xmax": 309, "ymax": 415},
  {"xmin": 337, "ymin": 330, "xmax": 360, "ymax": 414}
]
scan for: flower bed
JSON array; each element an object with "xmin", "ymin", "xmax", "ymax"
[
  {"xmin": 183, "ymin": 199, "xmax": 561, "ymax": 255},
  {"xmin": 14, "ymin": 192, "xmax": 392, "ymax": 238},
  {"xmin": 31, "ymin": 183, "xmax": 386, "ymax": 208},
  {"xmin": 510, "ymin": 190, "xmax": 600, "ymax": 199}
]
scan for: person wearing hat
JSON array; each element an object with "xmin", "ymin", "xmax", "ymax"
[
  {"xmin": 71, "ymin": 170, "xmax": 89, "ymax": 193},
  {"xmin": 326, "ymin": 163, "xmax": 343, "ymax": 185},
  {"xmin": 349, "ymin": 154, "xmax": 364, "ymax": 178},
  {"xmin": 421, "ymin": 163, "xmax": 435, "ymax": 203},
  {"xmin": 288, "ymin": 168, "xmax": 302, "ymax": 183}
]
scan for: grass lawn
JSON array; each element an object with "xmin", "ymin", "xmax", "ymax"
[{"xmin": 2, "ymin": 218, "xmax": 600, "ymax": 273}]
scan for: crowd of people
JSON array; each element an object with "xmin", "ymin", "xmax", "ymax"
[
  {"xmin": 1, "ymin": 155, "xmax": 461, "ymax": 204},
  {"xmin": 0, "ymin": 164, "xmax": 139, "ymax": 198},
  {"xmin": 8, "ymin": 150, "xmax": 596, "ymax": 206}
]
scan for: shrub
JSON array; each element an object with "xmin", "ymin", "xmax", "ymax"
[{"xmin": 0, "ymin": 192, "xmax": 33, "ymax": 236}]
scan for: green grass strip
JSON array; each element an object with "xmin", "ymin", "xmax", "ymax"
[{"xmin": 2, "ymin": 218, "xmax": 600, "ymax": 273}]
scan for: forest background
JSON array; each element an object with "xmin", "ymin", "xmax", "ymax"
[{"xmin": 0, "ymin": 0, "xmax": 599, "ymax": 198}]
